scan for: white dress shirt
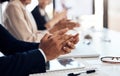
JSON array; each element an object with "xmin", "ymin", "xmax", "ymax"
[{"xmin": 39, "ymin": 49, "xmax": 47, "ymax": 62}]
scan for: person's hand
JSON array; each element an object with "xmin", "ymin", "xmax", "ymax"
[
  {"xmin": 39, "ymin": 28, "xmax": 68, "ymax": 61},
  {"xmin": 53, "ymin": 9, "xmax": 67, "ymax": 21},
  {"xmin": 49, "ymin": 20, "xmax": 80, "ymax": 33},
  {"xmin": 52, "ymin": 29, "xmax": 79, "ymax": 54},
  {"xmin": 39, "ymin": 28, "xmax": 79, "ymax": 61},
  {"xmin": 60, "ymin": 33, "xmax": 79, "ymax": 55},
  {"xmin": 45, "ymin": 10, "xmax": 67, "ymax": 29},
  {"xmin": 59, "ymin": 20, "xmax": 80, "ymax": 29}
]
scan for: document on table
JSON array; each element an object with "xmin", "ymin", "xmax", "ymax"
[
  {"xmin": 30, "ymin": 58, "xmax": 85, "ymax": 76},
  {"xmin": 48, "ymin": 58, "xmax": 85, "ymax": 71},
  {"xmin": 59, "ymin": 43, "xmax": 100, "ymax": 58}
]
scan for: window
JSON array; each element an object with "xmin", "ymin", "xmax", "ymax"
[
  {"xmin": 1, "ymin": 0, "xmax": 104, "ymax": 30},
  {"xmin": 108, "ymin": 0, "xmax": 120, "ymax": 31},
  {"xmin": 54, "ymin": 0, "xmax": 104, "ymax": 30}
]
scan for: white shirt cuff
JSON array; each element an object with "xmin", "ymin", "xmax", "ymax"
[{"xmin": 38, "ymin": 48, "xmax": 47, "ymax": 62}]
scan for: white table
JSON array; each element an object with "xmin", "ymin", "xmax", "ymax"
[{"xmin": 30, "ymin": 27, "xmax": 120, "ymax": 76}]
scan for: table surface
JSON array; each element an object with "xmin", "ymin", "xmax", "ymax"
[{"xmin": 31, "ymin": 27, "xmax": 120, "ymax": 76}]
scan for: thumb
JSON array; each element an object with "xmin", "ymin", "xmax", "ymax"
[
  {"xmin": 57, "ymin": 28, "xmax": 69, "ymax": 35},
  {"xmin": 42, "ymin": 33, "xmax": 50, "ymax": 41}
]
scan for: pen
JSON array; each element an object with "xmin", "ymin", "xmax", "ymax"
[{"xmin": 68, "ymin": 69, "xmax": 96, "ymax": 76}]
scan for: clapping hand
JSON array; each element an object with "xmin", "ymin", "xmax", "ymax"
[
  {"xmin": 49, "ymin": 20, "xmax": 80, "ymax": 33},
  {"xmin": 39, "ymin": 28, "xmax": 79, "ymax": 61}
]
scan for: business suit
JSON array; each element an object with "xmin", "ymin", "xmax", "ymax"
[
  {"xmin": 32, "ymin": 5, "xmax": 47, "ymax": 30},
  {"xmin": 0, "ymin": 24, "xmax": 46, "ymax": 76},
  {"xmin": 3, "ymin": 0, "xmax": 47, "ymax": 43}
]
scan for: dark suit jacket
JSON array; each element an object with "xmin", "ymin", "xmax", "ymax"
[
  {"xmin": 0, "ymin": 24, "xmax": 46, "ymax": 76},
  {"xmin": 32, "ymin": 6, "xmax": 47, "ymax": 30}
]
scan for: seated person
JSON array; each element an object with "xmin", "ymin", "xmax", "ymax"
[
  {"xmin": 1, "ymin": 1, "xmax": 79, "ymax": 75},
  {"xmin": 0, "ymin": 23, "xmax": 79, "ymax": 76},
  {"xmin": 3, "ymin": 0, "xmax": 79, "ymax": 43},
  {"xmin": 3, "ymin": 0, "xmax": 48, "ymax": 42},
  {"xmin": 32, "ymin": 0, "xmax": 67, "ymax": 30}
]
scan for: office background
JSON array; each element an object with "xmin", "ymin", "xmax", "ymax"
[{"xmin": 1, "ymin": 0, "xmax": 120, "ymax": 33}]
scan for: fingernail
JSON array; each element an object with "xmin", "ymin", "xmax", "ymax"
[
  {"xmin": 68, "ymin": 42, "xmax": 71, "ymax": 45},
  {"xmin": 63, "ymin": 47, "xmax": 66, "ymax": 50},
  {"xmin": 70, "ymin": 38, "xmax": 74, "ymax": 41},
  {"xmin": 66, "ymin": 28, "xmax": 69, "ymax": 30}
]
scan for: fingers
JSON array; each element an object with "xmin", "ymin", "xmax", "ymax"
[
  {"xmin": 64, "ymin": 21, "xmax": 80, "ymax": 29},
  {"xmin": 55, "ymin": 28, "xmax": 69, "ymax": 35},
  {"xmin": 62, "ymin": 46, "xmax": 72, "ymax": 54},
  {"xmin": 60, "ymin": 41, "xmax": 76, "ymax": 55},
  {"xmin": 60, "ymin": 34, "xmax": 79, "ymax": 54},
  {"xmin": 57, "ymin": 33, "xmax": 79, "ymax": 46},
  {"xmin": 66, "ymin": 42, "xmax": 75, "ymax": 49},
  {"xmin": 49, "ymin": 34, "xmax": 75, "ymax": 55},
  {"xmin": 72, "ymin": 34, "xmax": 79, "ymax": 44},
  {"xmin": 48, "ymin": 32, "xmax": 79, "ymax": 56},
  {"xmin": 76, "ymin": 23, "xmax": 80, "ymax": 27},
  {"xmin": 50, "ymin": 30, "xmax": 72, "ymax": 44},
  {"xmin": 62, "ymin": 33, "xmax": 79, "ymax": 44},
  {"xmin": 56, "ymin": 34, "xmax": 73, "ymax": 45},
  {"xmin": 57, "ymin": 33, "xmax": 79, "ymax": 49},
  {"xmin": 58, "ymin": 34, "xmax": 72, "ymax": 40},
  {"xmin": 41, "ymin": 33, "xmax": 50, "ymax": 41},
  {"xmin": 73, "ymin": 33, "xmax": 79, "ymax": 38}
]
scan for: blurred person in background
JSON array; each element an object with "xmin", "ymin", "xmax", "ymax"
[
  {"xmin": 32, "ymin": 0, "xmax": 80, "ymax": 32},
  {"xmin": 32, "ymin": 0, "xmax": 67, "ymax": 30},
  {"xmin": 3, "ymin": 0, "xmax": 79, "ymax": 43}
]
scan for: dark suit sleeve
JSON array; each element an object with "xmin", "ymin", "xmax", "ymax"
[
  {"xmin": 32, "ymin": 6, "xmax": 47, "ymax": 30},
  {"xmin": 0, "ymin": 24, "xmax": 39, "ymax": 55},
  {"xmin": 0, "ymin": 49, "xmax": 46, "ymax": 76}
]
